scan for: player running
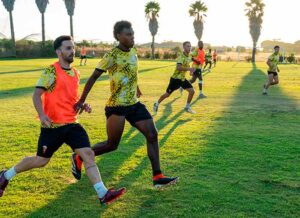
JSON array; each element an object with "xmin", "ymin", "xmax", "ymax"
[
  {"xmin": 153, "ymin": 41, "xmax": 196, "ymax": 114},
  {"xmin": 0, "ymin": 36, "xmax": 126, "ymax": 205},
  {"xmin": 189, "ymin": 41, "xmax": 206, "ymax": 98},
  {"xmin": 203, "ymin": 49, "xmax": 212, "ymax": 72},
  {"xmin": 71, "ymin": 21, "xmax": 179, "ymax": 188},
  {"xmin": 262, "ymin": 45, "xmax": 280, "ymax": 95}
]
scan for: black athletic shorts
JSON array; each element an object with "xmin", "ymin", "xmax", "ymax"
[
  {"xmin": 268, "ymin": 71, "xmax": 278, "ymax": 76},
  {"xmin": 166, "ymin": 78, "xmax": 192, "ymax": 94},
  {"xmin": 37, "ymin": 123, "xmax": 90, "ymax": 158},
  {"xmin": 80, "ymin": 55, "xmax": 87, "ymax": 59},
  {"xmin": 105, "ymin": 102, "xmax": 152, "ymax": 126},
  {"xmin": 193, "ymin": 69, "xmax": 202, "ymax": 77}
]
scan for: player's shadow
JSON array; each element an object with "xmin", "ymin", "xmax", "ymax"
[
  {"xmin": 0, "ymin": 68, "xmax": 44, "ymax": 75},
  {"xmin": 25, "ymin": 87, "xmax": 194, "ymax": 217},
  {"xmin": 0, "ymin": 65, "xmax": 172, "ymax": 100},
  {"xmin": 24, "ymin": 63, "xmax": 299, "ymax": 217},
  {"xmin": 127, "ymin": 63, "xmax": 300, "ymax": 217}
]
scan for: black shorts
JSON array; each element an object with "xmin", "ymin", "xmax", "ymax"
[
  {"xmin": 80, "ymin": 55, "xmax": 87, "ymax": 59},
  {"xmin": 37, "ymin": 123, "xmax": 90, "ymax": 158},
  {"xmin": 166, "ymin": 78, "xmax": 192, "ymax": 94},
  {"xmin": 268, "ymin": 71, "xmax": 278, "ymax": 76},
  {"xmin": 193, "ymin": 69, "xmax": 202, "ymax": 77},
  {"xmin": 105, "ymin": 102, "xmax": 152, "ymax": 126}
]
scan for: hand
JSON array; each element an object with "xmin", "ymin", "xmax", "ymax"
[
  {"xmin": 82, "ymin": 103, "xmax": 92, "ymax": 113},
  {"xmin": 40, "ymin": 114, "xmax": 53, "ymax": 128},
  {"xmin": 189, "ymin": 68, "xmax": 195, "ymax": 75},
  {"xmin": 137, "ymin": 88, "xmax": 142, "ymax": 98},
  {"xmin": 74, "ymin": 101, "xmax": 84, "ymax": 114}
]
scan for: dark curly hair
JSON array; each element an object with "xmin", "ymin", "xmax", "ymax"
[{"xmin": 113, "ymin": 21, "xmax": 132, "ymax": 41}]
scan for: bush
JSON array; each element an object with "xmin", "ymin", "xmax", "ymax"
[
  {"xmin": 245, "ymin": 56, "xmax": 252, "ymax": 62},
  {"xmin": 286, "ymin": 53, "xmax": 295, "ymax": 63}
]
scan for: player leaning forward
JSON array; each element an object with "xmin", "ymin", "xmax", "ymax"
[
  {"xmin": 72, "ymin": 21, "xmax": 179, "ymax": 188},
  {"xmin": 0, "ymin": 36, "xmax": 125, "ymax": 205},
  {"xmin": 154, "ymin": 41, "xmax": 196, "ymax": 114}
]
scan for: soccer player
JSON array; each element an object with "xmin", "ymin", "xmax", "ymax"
[
  {"xmin": 71, "ymin": 21, "xmax": 178, "ymax": 188},
  {"xmin": 203, "ymin": 49, "xmax": 212, "ymax": 72},
  {"xmin": 0, "ymin": 36, "xmax": 126, "ymax": 205},
  {"xmin": 190, "ymin": 41, "xmax": 206, "ymax": 98},
  {"xmin": 80, "ymin": 46, "xmax": 87, "ymax": 66},
  {"xmin": 153, "ymin": 41, "xmax": 196, "ymax": 114},
  {"xmin": 262, "ymin": 45, "xmax": 280, "ymax": 95},
  {"xmin": 212, "ymin": 49, "xmax": 217, "ymax": 67}
]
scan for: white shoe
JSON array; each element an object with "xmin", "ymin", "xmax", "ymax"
[
  {"xmin": 184, "ymin": 107, "xmax": 196, "ymax": 114},
  {"xmin": 153, "ymin": 102, "xmax": 159, "ymax": 114}
]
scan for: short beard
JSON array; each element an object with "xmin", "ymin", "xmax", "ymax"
[{"xmin": 64, "ymin": 56, "xmax": 74, "ymax": 64}]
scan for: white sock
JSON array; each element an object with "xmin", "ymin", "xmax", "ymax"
[
  {"xmin": 156, "ymin": 101, "xmax": 159, "ymax": 105},
  {"xmin": 4, "ymin": 167, "xmax": 17, "ymax": 180},
  {"xmin": 93, "ymin": 182, "xmax": 108, "ymax": 198},
  {"xmin": 186, "ymin": 103, "xmax": 190, "ymax": 108},
  {"xmin": 200, "ymin": 90, "xmax": 203, "ymax": 94}
]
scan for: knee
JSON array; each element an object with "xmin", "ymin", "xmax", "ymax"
[
  {"xmin": 80, "ymin": 149, "xmax": 95, "ymax": 164},
  {"xmin": 146, "ymin": 129, "xmax": 158, "ymax": 143},
  {"xmin": 275, "ymin": 80, "xmax": 279, "ymax": 84},
  {"xmin": 189, "ymin": 89, "xmax": 195, "ymax": 95}
]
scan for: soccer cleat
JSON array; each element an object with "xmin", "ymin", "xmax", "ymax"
[
  {"xmin": 71, "ymin": 153, "xmax": 83, "ymax": 180},
  {"xmin": 0, "ymin": 170, "xmax": 9, "ymax": 197},
  {"xmin": 153, "ymin": 102, "xmax": 159, "ymax": 114},
  {"xmin": 184, "ymin": 107, "xmax": 196, "ymax": 114},
  {"xmin": 99, "ymin": 187, "xmax": 126, "ymax": 205},
  {"xmin": 262, "ymin": 92, "xmax": 268, "ymax": 95},
  {"xmin": 153, "ymin": 174, "xmax": 179, "ymax": 188}
]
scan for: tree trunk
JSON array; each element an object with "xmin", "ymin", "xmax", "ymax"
[
  {"xmin": 9, "ymin": 10, "xmax": 16, "ymax": 55},
  {"xmin": 252, "ymin": 41, "xmax": 256, "ymax": 63},
  {"xmin": 70, "ymin": 15, "xmax": 74, "ymax": 38},
  {"xmin": 42, "ymin": 12, "xmax": 45, "ymax": 45},
  {"xmin": 151, "ymin": 35, "xmax": 155, "ymax": 59}
]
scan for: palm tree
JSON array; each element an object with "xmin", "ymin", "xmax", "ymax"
[
  {"xmin": 245, "ymin": 0, "xmax": 265, "ymax": 63},
  {"xmin": 189, "ymin": 1, "xmax": 207, "ymax": 41},
  {"xmin": 145, "ymin": 1, "xmax": 160, "ymax": 59},
  {"xmin": 1, "ymin": 0, "xmax": 16, "ymax": 48},
  {"xmin": 35, "ymin": 0, "xmax": 49, "ymax": 45},
  {"xmin": 64, "ymin": 0, "xmax": 75, "ymax": 38}
]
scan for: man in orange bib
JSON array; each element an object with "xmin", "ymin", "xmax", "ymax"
[
  {"xmin": 80, "ymin": 46, "xmax": 87, "ymax": 66},
  {"xmin": 190, "ymin": 41, "xmax": 206, "ymax": 98},
  {"xmin": 0, "ymin": 36, "xmax": 125, "ymax": 206}
]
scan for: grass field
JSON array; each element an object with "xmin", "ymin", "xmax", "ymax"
[{"xmin": 0, "ymin": 58, "xmax": 299, "ymax": 218}]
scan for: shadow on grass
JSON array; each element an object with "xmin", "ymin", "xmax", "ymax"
[
  {"xmin": 0, "ymin": 65, "xmax": 172, "ymax": 100},
  {"xmin": 0, "ymin": 68, "xmax": 44, "ymax": 75},
  {"xmin": 129, "ymin": 63, "xmax": 300, "ymax": 217},
  {"xmin": 24, "ymin": 84, "xmax": 196, "ymax": 217},
  {"xmin": 22, "ymin": 64, "xmax": 299, "ymax": 217}
]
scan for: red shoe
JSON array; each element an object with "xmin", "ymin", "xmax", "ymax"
[
  {"xmin": 0, "ymin": 170, "xmax": 9, "ymax": 197},
  {"xmin": 71, "ymin": 153, "xmax": 83, "ymax": 180},
  {"xmin": 153, "ymin": 174, "xmax": 179, "ymax": 188},
  {"xmin": 99, "ymin": 187, "xmax": 126, "ymax": 205}
]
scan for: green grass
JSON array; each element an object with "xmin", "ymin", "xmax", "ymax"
[{"xmin": 0, "ymin": 58, "xmax": 299, "ymax": 218}]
